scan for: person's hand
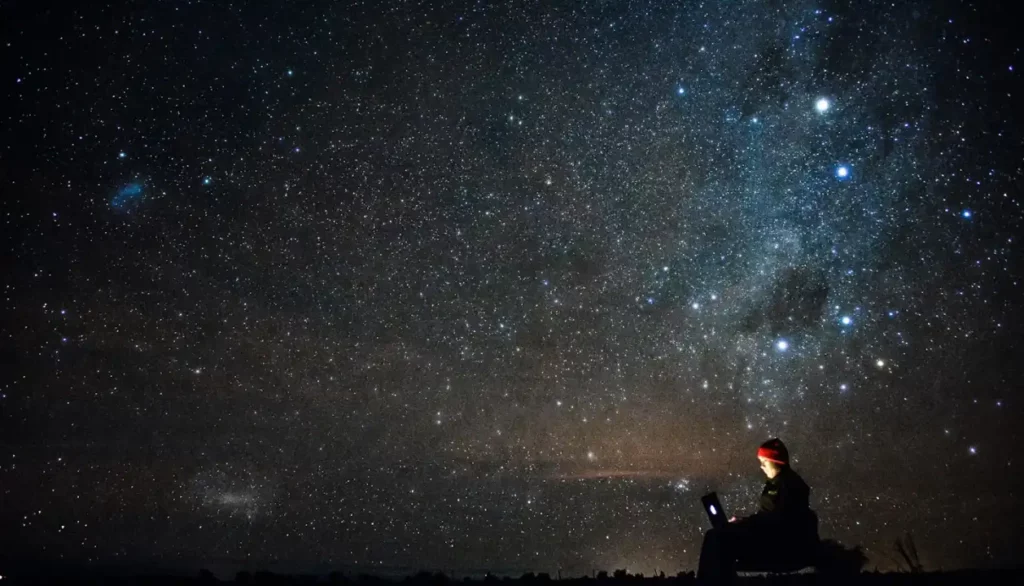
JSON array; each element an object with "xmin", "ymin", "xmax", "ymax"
[{"xmin": 728, "ymin": 516, "xmax": 737, "ymax": 523}]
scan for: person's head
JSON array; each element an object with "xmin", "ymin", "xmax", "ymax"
[{"xmin": 757, "ymin": 438, "xmax": 789, "ymax": 479}]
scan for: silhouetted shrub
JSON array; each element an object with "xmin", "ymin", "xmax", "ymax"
[
  {"xmin": 253, "ymin": 571, "xmax": 277, "ymax": 585},
  {"xmin": 236, "ymin": 571, "xmax": 252, "ymax": 586},
  {"xmin": 408, "ymin": 571, "xmax": 448, "ymax": 586},
  {"xmin": 893, "ymin": 533, "xmax": 924, "ymax": 573},
  {"xmin": 595, "ymin": 571, "xmax": 608, "ymax": 581},
  {"xmin": 815, "ymin": 539, "xmax": 869, "ymax": 576}
]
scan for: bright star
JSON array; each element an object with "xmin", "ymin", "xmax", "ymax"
[
  {"xmin": 677, "ymin": 87, "xmax": 685, "ymax": 95},
  {"xmin": 776, "ymin": 339, "xmax": 789, "ymax": 351},
  {"xmin": 815, "ymin": 98, "xmax": 830, "ymax": 113},
  {"xmin": 835, "ymin": 165, "xmax": 850, "ymax": 179},
  {"xmin": 691, "ymin": 302, "xmax": 700, "ymax": 310},
  {"xmin": 840, "ymin": 316, "xmax": 853, "ymax": 326},
  {"xmin": 118, "ymin": 152, "xmax": 127, "ymax": 159},
  {"xmin": 962, "ymin": 210, "xmax": 972, "ymax": 218},
  {"xmin": 876, "ymin": 359, "xmax": 886, "ymax": 368},
  {"xmin": 203, "ymin": 177, "xmax": 212, "ymax": 185}
]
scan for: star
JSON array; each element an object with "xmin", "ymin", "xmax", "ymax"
[
  {"xmin": 775, "ymin": 339, "xmax": 790, "ymax": 351},
  {"xmin": 840, "ymin": 316, "xmax": 853, "ymax": 326},
  {"xmin": 815, "ymin": 98, "xmax": 830, "ymax": 113},
  {"xmin": 835, "ymin": 165, "xmax": 850, "ymax": 179}
]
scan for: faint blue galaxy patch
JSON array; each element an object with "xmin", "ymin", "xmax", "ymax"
[{"xmin": 111, "ymin": 181, "xmax": 145, "ymax": 210}]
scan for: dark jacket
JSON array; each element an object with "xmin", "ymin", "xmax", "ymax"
[{"xmin": 739, "ymin": 467, "xmax": 818, "ymax": 542}]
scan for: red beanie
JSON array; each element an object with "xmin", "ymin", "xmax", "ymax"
[{"xmin": 757, "ymin": 438, "xmax": 789, "ymax": 465}]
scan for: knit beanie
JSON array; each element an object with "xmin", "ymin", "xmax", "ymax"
[{"xmin": 757, "ymin": 438, "xmax": 789, "ymax": 465}]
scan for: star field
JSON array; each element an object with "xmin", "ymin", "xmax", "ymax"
[{"xmin": 2, "ymin": 0, "xmax": 1022, "ymax": 576}]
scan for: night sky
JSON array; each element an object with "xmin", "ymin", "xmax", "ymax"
[{"xmin": 2, "ymin": 0, "xmax": 1022, "ymax": 577}]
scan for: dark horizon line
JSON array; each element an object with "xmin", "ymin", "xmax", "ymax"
[{"xmin": 2, "ymin": 556, "xmax": 1023, "ymax": 579}]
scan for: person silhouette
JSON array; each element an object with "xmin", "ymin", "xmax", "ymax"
[{"xmin": 697, "ymin": 438, "xmax": 819, "ymax": 585}]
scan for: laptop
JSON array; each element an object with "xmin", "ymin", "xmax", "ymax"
[{"xmin": 701, "ymin": 492, "xmax": 728, "ymax": 528}]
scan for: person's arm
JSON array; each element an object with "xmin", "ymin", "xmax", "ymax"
[
  {"xmin": 759, "ymin": 481, "xmax": 787, "ymax": 517},
  {"xmin": 745, "ymin": 479, "xmax": 788, "ymax": 525}
]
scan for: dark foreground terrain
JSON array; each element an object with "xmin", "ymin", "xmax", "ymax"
[{"xmin": 1, "ymin": 568, "xmax": 1021, "ymax": 586}]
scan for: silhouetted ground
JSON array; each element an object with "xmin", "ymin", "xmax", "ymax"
[{"xmin": 0, "ymin": 567, "xmax": 1022, "ymax": 586}]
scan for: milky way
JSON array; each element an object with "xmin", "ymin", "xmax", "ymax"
[{"xmin": 2, "ymin": 0, "xmax": 1022, "ymax": 576}]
